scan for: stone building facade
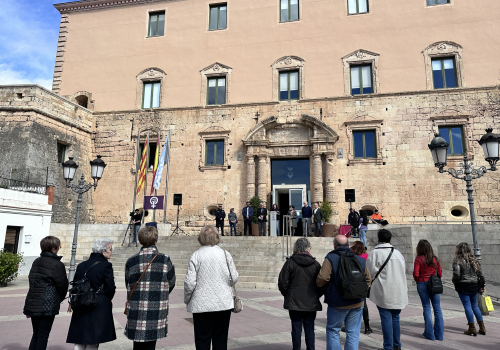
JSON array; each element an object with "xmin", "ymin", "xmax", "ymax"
[{"xmin": 2, "ymin": 0, "xmax": 500, "ymax": 234}]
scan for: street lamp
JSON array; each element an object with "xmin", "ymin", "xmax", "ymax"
[
  {"xmin": 428, "ymin": 129, "xmax": 499, "ymax": 261},
  {"xmin": 62, "ymin": 155, "xmax": 107, "ymax": 284}
]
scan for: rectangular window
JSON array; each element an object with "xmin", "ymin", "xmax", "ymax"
[
  {"xmin": 279, "ymin": 71, "xmax": 299, "ymax": 100},
  {"xmin": 148, "ymin": 12, "xmax": 165, "ymax": 37},
  {"xmin": 57, "ymin": 142, "xmax": 67, "ymax": 163},
  {"xmin": 280, "ymin": 0, "xmax": 299, "ymax": 22},
  {"xmin": 205, "ymin": 140, "xmax": 224, "ymax": 165},
  {"xmin": 432, "ymin": 58, "xmax": 457, "ymax": 89},
  {"xmin": 209, "ymin": 4, "xmax": 227, "ymax": 30},
  {"xmin": 353, "ymin": 130, "xmax": 376, "ymax": 158},
  {"xmin": 142, "ymin": 81, "xmax": 161, "ymax": 108},
  {"xmin": 350, "ymin": 65, "xmax": 372, "ymax": 95},
  {"xmin": 438, "ymin": 126, "xmax": 464, "ymax": 155},
  {"xmin": 348, "ymin": 0, "xmax": 368, "ymax": 15},
  {"xmin": 140, "ymin": 142, "xmax": 158, "ymax": 168},
  {"xmin": 426, "ymin": 0, "xmax": 450, "ymax": 6},
  {"xmin": 207, "ymin": 77, "xmax": 226, "ymax": 105}
]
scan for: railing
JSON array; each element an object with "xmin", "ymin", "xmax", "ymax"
[
  {"xmin": 0, "ymin": 177, "xmax": 47, "ymax": 195},
  {"xmin": 282, "ymin": 215, "xmax": 293, "ymax": 259}
]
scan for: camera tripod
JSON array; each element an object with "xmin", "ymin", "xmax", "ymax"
[
  {"xmin": 121, "ymin": 220, "xmax": 135, "ymax": 246},
  {"xmin": 171, "ymin": 204, "xmax": 185, "ymax": 235}
]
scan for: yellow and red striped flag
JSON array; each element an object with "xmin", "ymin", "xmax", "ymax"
[
  {"xmin": 136, "ymin": 134, "xmax": 149, "ymax": 195},
  {"xmin": 150, "ymin": 135, "xmax": 160, "ymax": 195}
]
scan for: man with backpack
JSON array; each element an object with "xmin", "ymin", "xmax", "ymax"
[
  {"xmin": 348, "ymin": 208, "xmax": 360, "ymax": 237},
  {"xmin": 316, "ymin": 235, "xmax": 371, "ymax": 350}
]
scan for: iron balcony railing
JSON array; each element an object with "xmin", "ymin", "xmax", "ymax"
[{"xmin": 0, "ymin": 177, "xmax": 47, "ymax": 195}]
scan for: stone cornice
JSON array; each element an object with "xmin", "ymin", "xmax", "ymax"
[{"xmin": 54, "ymin": 0, "xmax": 171, "ymax": 14}]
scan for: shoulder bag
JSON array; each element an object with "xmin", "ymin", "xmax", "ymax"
[
  {"xmin": 366, "ymin": 247, "xmax": 394, "ymax": 298},
  {"xmin": 224, "ymin": 250, "xmax": 243, "ymax": 313},
  {"xmin": 418, "ymin": 256, "xmax": 443, "ymax": 295},
  {"xmin": 68, "ymin": 261, "xmax": 103, "ymax": 311},
  {"xmin": 124, "ymin": 252, "xmax": 159, "ymax": 315}
]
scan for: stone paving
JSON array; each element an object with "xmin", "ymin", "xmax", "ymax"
[{"xmin": 1, "ymin": 276, "xmax": 499, "ymax": 350}]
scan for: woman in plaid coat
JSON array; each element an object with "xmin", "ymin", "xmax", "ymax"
[{"xmin": 125, "ymin": 226, "xmax": 176, "ymax": 350}]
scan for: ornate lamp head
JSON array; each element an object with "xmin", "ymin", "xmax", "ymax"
[
  {"xmin": 428, "ymin": 133, "xmax": 449, "ymax": 172},
  {"xmin": 477, "ymin": 128, "xmax": 500, "ymax": 171}
]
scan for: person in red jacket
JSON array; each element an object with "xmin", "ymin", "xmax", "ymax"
[{"xmin": 413, "ymin": 239, "xmax": 444, "ymax": 341}]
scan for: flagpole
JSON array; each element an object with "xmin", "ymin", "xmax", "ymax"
[
  {"xmin": 142, "ymin": 131, "xmax": 149, "ymax": 225},
  {"xmin": 132, "ymin": 129, "xmax": 141, "ymax": 215},
  {"xmin": 153, "ymin": 129, "xmax": 160, "ymax": 222},
  {"xmin": 163, "ymin": 129, "xmax": 171, "ymax": 224}
]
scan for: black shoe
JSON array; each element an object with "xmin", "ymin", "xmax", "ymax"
[
  {"xmin": 341, "ymin": 326, "xmax": 345, "ymax": 332},
  {"xmin": 364, "ymin": 327, "xmax": 372, "ymax": 334},
  {"xmin": 393, "ymin": 347, "xmax": 402, "ymax": 350}
]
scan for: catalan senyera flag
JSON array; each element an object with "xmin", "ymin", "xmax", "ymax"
[
  {"xmin": 149, "ymin": 135, "xmax": 160, "ymax": 195},
  {"xmin": 136, "ymin": 134, "xmax": 149, "ymax": 195}
]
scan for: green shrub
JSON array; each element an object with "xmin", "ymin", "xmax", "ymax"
[
  {"xmin": 0, "ymin": 250, "xmax": 23, "ymax": 286},
  {"xmin": 320, "ymin": 199, "xmax": 333, "ymax": 223},
  {"xmin": 249, "ymin": 195, "xmax": 262, "ymax": 224}
]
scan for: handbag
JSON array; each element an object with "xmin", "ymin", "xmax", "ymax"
[
  {"xmin": 367, "ymin": 247, "xmax": 394, "ymax": 298},
  {"xmin": 124, "ymin": 252, "xmax": 159, "ymax": 315},
  {"xmin": 68, "ymin": 261, "xmax": 103, "ymax": 311},
  {"xmin": 418, "ymin": 256, "xmax": 443, "ymax": 295},
  {"xmin": 480, "ymin": 291, "xmax": 495, "ymax": 312},
  {"xmin": 224, "ymin": 250, "xmax": 243, "ymax": 313}
]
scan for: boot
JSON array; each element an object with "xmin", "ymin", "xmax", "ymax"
[
  {"xmin": 478, "ymin": 321, "xmax": 486, "ymax": 335},
  {"xmin": 464, "ymin": 322, "xmax": 477, "ymax": 336},
  {"xmin": 364, "ymin": 320, "xmax": 372, "ymax": 334}
]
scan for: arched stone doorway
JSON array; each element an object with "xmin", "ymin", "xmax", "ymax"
[{"xmin": 242, "ymin": 114, "xmax": 339, "ymax": 207}]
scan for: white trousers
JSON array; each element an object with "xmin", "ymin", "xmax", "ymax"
[{"xmin": 74, "ymin": 344, "xmax": 99, "ymax": 350}]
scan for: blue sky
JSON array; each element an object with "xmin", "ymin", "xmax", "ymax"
[{"xmin": 0, "ymin": 0, "xmax": 63, "ymax": 89}]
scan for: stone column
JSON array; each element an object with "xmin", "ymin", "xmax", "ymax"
[
  {"xmin": 325, "ymin": 153, "xmax": 335, "ymax": 203},
  {"xmin": 257, "ymin": 155, "xmax": 268, "ymax": 202},
  {"xmin": 246, "ymin": 156, "xmax": 255, "ymax": 200},
  {"xmin": 312, "ymin": 153, "xmax": 323, "ymax": 203}
]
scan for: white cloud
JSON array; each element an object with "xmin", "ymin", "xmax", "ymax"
[{"xmin": 0, "ymin": 64, "xmax": 53, "ymax": 89}]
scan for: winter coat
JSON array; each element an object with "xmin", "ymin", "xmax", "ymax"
[
  {"xmin": 215, "ymin": 209, "xmax": 226, "ymax": 220},
  {"xmin": 23, "ymin": 252, "xmax": 68, "ymax": 317},
  {"xmin": 366, "ymin": 243, "xmax": 408, "ymax": 310},
  {"xmin": 184, "ymin": 245, "xmax": 238, "ymax": 313},
  {"xmin": 313, "ymin": 208, "xmax": 323, "ymax": 223},
  {"xmin": 66, "ymin": 253, "xmax": 116, "ymax": 345},
  {"xmin": 257, "ymin": 208, "xmax": 268, "ymax": 222},
  {"xmin": 287, "ymin": 210, "xmax": 298, "ymax": 228},
  {"xmin": 242, "ymin": 206, "xmax": 254, "ymax": 220},
  {"xmin": 278, "ymin": 253, "xmax": 323, "ymax": 312},
  {"xmin": 413, "ymin": 256, "xmax": 442, "ymax": 282},
  {"xmin": 452, "ymin": 259, "xmax": 485, "ymax": 295},
  {"xmin": 125, "ymin": 246, "xmax": 176, "ymax": 342},
  {"xmin": 228, "ymin": 212, "xmax": 237, "ymax": 222}
]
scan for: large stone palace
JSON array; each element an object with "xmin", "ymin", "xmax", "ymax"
[{"xmin": 1, "ymin": 0, "xmax": 500, "ymax": 238}]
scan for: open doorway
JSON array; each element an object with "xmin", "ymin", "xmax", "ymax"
[
  {"xmin": 273, "ymin": 185, "xmax": 307, "ymax": 236},
  {"xmin": 4, "ymin": 226, "xmax": 21, "ymax": 253}
]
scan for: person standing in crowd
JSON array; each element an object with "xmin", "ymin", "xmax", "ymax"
[
  {"xmin": 271, "ymin": 204, "xmax": 281, "ymax": 236},
  {"xmin": 132, "ymin": 209, "xmax": 142, "ymax": 245},
  {"xmin": 371, "ymin": 210, "xmax": 389, "ymax": 226},
  {"xmin": 301, "ymin": 201, "xmax": 312, "ymax": 237},
  {"xmin": 257, "ymin": 202, "xmax": 268, "ymax": 236},
  {"xmin": 278, "ymin": 238, "xmax": 323, "ymax": 350},
  {"xmin": 413, "ymin": 239, "xmax": 444, "ymax": 341},
  {"xmin": 358, "ymin": 210, "xmax": 368, "ymax": 251},
  {"xmin": 287, "ymin": 205, "xmax": 298, "ymax": 236},
  {"xmin": 242, "ymin": 201, "xmax": 254, "ymax": 236},
  {"xmin": 184, "ymin": 226, "xmax": 239, "ymax": 350},
  {"xmin": 125, "ymin": 226, "xmax": 176, "ymax": 350},
  {"xmin": 67, "ymin": 238, "xmax": 116, "ymax": 350},
  {"xmin": 215, "ymin": 204, "xmax": 226, "ymax": 236},
  {"xmin": 350, "ymin": 241, "xmax": 372, "ymax": 335},
  {"xmin": 367, "ymin": 229, "xmax": 408, "ymax": 350},
  {"xmin": 317, "ymin": 235, "xmax": 371, "ymax": 350},
  {"xmin": 452, "ymin": 242, "xmax": 486, "ymax": 336},
  {"xmin": 348, "ymin": 208, "xmax": 360, "ymax": 237},
  {"xmin": 23, "ymin": 236, "xmax": 68, "ymax": 350},
  {"xmin": 312, "ymin": 202, "xmax": 323, "ymax": 237},
  {"xmin": 228, "ymin": 208, "xmax": 238, "ymax": 236}
]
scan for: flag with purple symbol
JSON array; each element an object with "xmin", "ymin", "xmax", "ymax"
[
  {"xmin": 153, "ymin": 134, "xmax": 169, "ymax": 190},
  {"xmin": 144, "ymin": 195, "xmax": 164, "ymax": 210}
]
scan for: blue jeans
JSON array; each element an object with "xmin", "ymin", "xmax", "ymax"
[
  {"xmin": 377, "ymin": 306, "xmax": 401, "ymax": 350},
  {"xmin": 417, "ymin": 282, "xmax": 444, "ymax": 340},
  {"xmin": 230, "ymin": 222, "xmax": 237, "ymax": 236},
  {"xmin": 314, "ymin": 222, "xmax": 322, "ymax": 237},
  {"xmin": 289, "ymin": 310, "xmax": 316, "ymax": 350},
  {"xmin": 133, "ymin": 225, "xmax": 140, "ymax": 243},
  {"xmin": 458, "ymin": 293, "xmax": 483, "ymax": 323},
  {"xmin": 359, "ymin": 228, "xmax": 367, "ymax": 247},
  {"xmin": 326, "ymin": 306, "xmax": 363, "ymax": 350}
]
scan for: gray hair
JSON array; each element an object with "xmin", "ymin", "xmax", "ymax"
[
  {"xmin": 293, "ymin": 237, "xmax": 311, "ymax": 254},
  {"xmin": 92, "ymin": 238, "xmax": 113, "ymax": 254}
]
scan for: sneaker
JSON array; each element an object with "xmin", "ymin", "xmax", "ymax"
[{"xmin": 364, "ymin": 327, "xmax": 373, "ymax": 335}]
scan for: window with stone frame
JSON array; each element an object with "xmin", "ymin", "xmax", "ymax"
[
  {"xmin": 350, "ymin": 64, "xmax": 373, "ymax": 95},
  {"xmin": 342, "ymin": 50, "xmax": 379, "ymax": 96},
  {"xmin": 344, "ymin": 117, "xmax": 383, "ymax": 165},
  {"xmin": 271, "ymin": 56, "xmax": 305, "ymax": 101},
  {"xmin": 200, "ymin": 62, "xmax": 232, "ymax": 106},
  {"xmin": 348, "ymin": 0, "xmax": 369, "ymax": 15},
  {"xmin": 57, "ymin": 142, "xmax": 68, "ymax": 163},
  {"xmin": 426, "ymin": 0, "xmax": 450, "ymax": 6},
  {"xmin": 199, "ymin": 126, "xmax": 230, "ymax": 171},
  {"xmin": 280, "ymin": 0, "xmax": 299, "ymax": 22},
  {"xmin": 135, "ymin": 68, "xmax": 166, "ymax": 109},
  {"xmin": 438, "ymin": 125, "xmax": 465, "ymax": 156},
  {"xmin": 207, "ymin": 77, "xmax": 226, "ymax": 105},
  {"xmin": 279, "ymin": 70, "xmax": 299, "ymax": 100},
  {"xmin": 422, "ymin": 41, "xmax": 464, "ymax": 90},
  {"xmin": 209, "ymin": 4, "xmax": 227, "ymax": 30},
  {"xmin": 431, "ymin": 57, "xmax": 457, "ymax": 89},
  {"xmin": 148, "ymin": 11, "xmax": 165, "ymax": 37},
  {"xmin": 353, "ymin": 130, "xmax": 376, "ymax": 158},
  {"xmin": 142, "ymin": 81, "xmax": 161, "ymax": 109},
  {"xmin": 139, "ymin": 142, "xmax": 158, "ymax": 169},
  {"xmin": 205, "ymin": 139, "xmax": 224, "ymax": 166}
]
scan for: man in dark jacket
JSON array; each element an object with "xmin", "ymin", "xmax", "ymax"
[
  {"xmin": 215, "ymin": 204, "xmax": 226, "ymax": 236},
  {"xmin": 316, "ymin": 235, "xmax": 371, "ymax": 350},
  {"xmin": 302, "ymin": 201, "xmax": 313, "ymax": 237},
  {"xmin": 313, "ymin": 202, "xmax": 323, "ymax": 237},
  {"xmin": 348, "ymin": 208, "xmax": 360, "ymax": 237},
  {"xmin": 278, "ymin": 238, "xmax": 323, "ymax": 350},
  {"xmin": 257, "ymin": 202, "xmax": 268, "ymax": 236},
  {"xmin": 242, "ymin": 201, "xmax": 254, "ymax": 236}
]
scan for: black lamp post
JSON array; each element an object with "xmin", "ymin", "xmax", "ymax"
[
  {"xmin": 62, "ymin": 155, "xmax": 107, "ymax": 284},
  {"xmin": 428, "ymin": 129, "xmax": 500, "ymax": 261}
]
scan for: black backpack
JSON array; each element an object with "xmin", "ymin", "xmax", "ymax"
[
  {"xmin": 68, "ymin": 261, "xmax": 103, "ymax": 310},
  {"xmin": 419, "ymin": 257, "xmax": 443, "ymax": 295},
  {"xmin": 334, "ymin": 250, "xmax": 368, "ymax": 299}
]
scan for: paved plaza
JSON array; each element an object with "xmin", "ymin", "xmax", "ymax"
[{"xmin": 1, "ymin": 276, "xmax": 499, "ymax": 350}]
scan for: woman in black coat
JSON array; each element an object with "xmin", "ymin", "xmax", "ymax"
[
  {"xmin": 66, "ymin": 238, "xmax": 116, "ymax": 349},
  {"xmin": 278, "ymin": 238, "xmax": 323, "ymax": 350},
  {"xmin": 24, "ymin": 236, "xmax": 69, "ymax": 350}
]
